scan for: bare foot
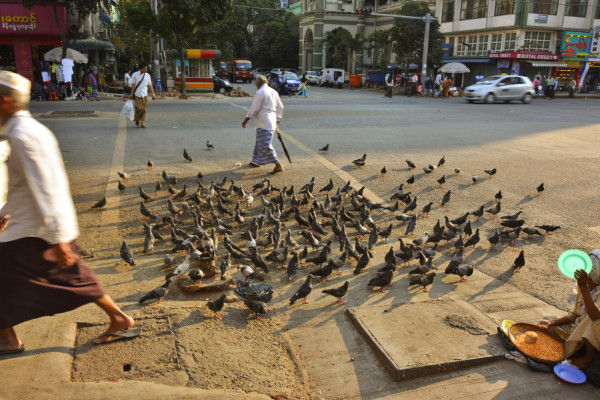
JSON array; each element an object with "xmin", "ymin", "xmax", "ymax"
[
  {"xmin": 0, "ymin": 339, "xmax": 22, "ymax": 352},
  {"xmin": 93, "ymin": 315, "xmax": 135, "ymax": 344},
  {"xmin": 570, "ymin": 356, "xmax": 592, "ymax": 370}
]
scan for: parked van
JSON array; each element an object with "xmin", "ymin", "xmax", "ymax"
[{"xmin": 319, "ymin": 68, "xmax": 345, "ymax": 88}]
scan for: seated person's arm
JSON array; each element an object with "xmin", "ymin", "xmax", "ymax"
[{"xmin": 575, "ymin": 269, "xmax": 600, "ymax": 321}]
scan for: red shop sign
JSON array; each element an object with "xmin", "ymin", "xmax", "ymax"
[
  {"xmin": 488, "ymin": 52, "xmax": 561, "ymax": 61},
  {"xmin": 0, "ymin": 4, "xmax": 66, "ymax": 36}
]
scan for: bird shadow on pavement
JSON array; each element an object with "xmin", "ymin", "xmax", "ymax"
[
  {"xmin": 416, "ymin": 186, "xmax": 434, "ymax": 196},
  {"xmin": 515, "ymin": 195, "xmax": 534, "ymax": 206},
  {"xmin": 457, "ymin": 183, "xmax": 473, "ymax": 191},
  {"xmin": 467, "ymin": 268, "xmax": 514, "ymax": 303}
]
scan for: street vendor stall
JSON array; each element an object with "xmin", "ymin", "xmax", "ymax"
[{"xmin": 167, "ymin": 49, "xmax": 221, "ymax": 94}]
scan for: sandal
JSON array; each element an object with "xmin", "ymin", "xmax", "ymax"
[
  {"xmin": 93, "ymin": 328, "xmax": 142, "ymax": 345},
  {"xmin": 0, "ymin": 344, "xmax": 25, "ymax": 356},
  {"xmin": 248, "ymin": 162, "xmax": 260, "ymax": 168},
  {"xmin": 270, "ymin": 168, "xmax": 284, "ymax": 175}
]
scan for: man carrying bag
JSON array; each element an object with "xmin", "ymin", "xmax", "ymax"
[{"xmin": 128, "ymin": 63, "xmax": 155, "ymax": 128}]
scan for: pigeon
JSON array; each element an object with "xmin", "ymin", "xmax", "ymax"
[
  {"xmin": 513, "ymin": 250, "xmax": 525, "ymax": 273},
  {"xmin": 166, "ymin": 255, "xmax": 191, "ymax": 279},
  {"xmin": 485, "ymin": 201, "xmax": 501, "ymax": 218},
  {"xmin": 500, "ymin": 227, "xmax": 522, "ymax": 245},
  {"xmin": 409, "ymin": 256, "xmax": 433, "ymax": 275},
  {"xmin": 91, "ymin": 196, "xmax": 107, "ymax": 210},
  {"xmin": 409, "ymin": 272, "xmax": 436, "ymax": 292},
  {"xmin": 143, "ymin": 228, "xmax": 155, "ymax": 254},
  {"xmin": 454, "ymin": 168, "xmax": 460, "ymax": 174},
  {"xmin": 471, "ymin": 205, "xmax": 485, "ymax": 220},
  {"xmin": 188, "ymin": 268, "xmax": 205, "ymax": 285},
  {"xmin": 140, "ymin": 201, "xmax": 157, "ymax": 220},
  {"xmin": 406, "ymin": 175, "xmax": 415, "ymax": 185},
  {"xmin": 235, "ymin": 281, "xmax": 274, "ymax": 303},
  {"xmin": 318, "ymin": 144, "xmax": 329, "ymax": 152},
  {"xmin": 523, "ymin": 227, "xmax": 543, "ymax": 237},
  {"xmin": 495, "ymin": 190, "xmax": 502, "ymax": 202},
  {"xmin": 155, "ymin": 181, "xmax": 162, "ymax": 192},
  {"xmin": 472, "ymin": 176, "xmax": 478, "ymax": 184},
  {"xmin": 206, "ymin": 140, "xmax": 214, "ymax": 150},
  {"xmin": 488, "ymin": 230, "xmax": 500, "ymax": 249},
  {"xmin": 319, "ymin": 179, "xmax": 334, "ymax": 193},
  {"xmin": 220, "ymin": 253, "xmax": 230, "ymax": 280},
  {"xmin": 437, "ymin": 156, "xmax": 446, "ymax": 167},
  {"xmin": 138, "ymin": 186, "xmax": 153, "ymax": 202},
  {"xmin": 534, "ymin": 225, "xmax": 561, "ymax": 235},
  {"xmin": 289, "ymin": 274, "xmax": 313, "ymax": 305},
  {"xmin": 139, "ymin": 279, "xmax": 171, "ymax": 304},
  {"xmin": 164, "ymin": 255, "xmax": 176, "ymax": 268},
  {"xmin": 377, "ymin": 224, "xmax": 393, "ymax": 243},
  {"xmin": 322, "ymin": 281, "xmax": 350, "ymax": 304},
  {"xmin": 147, "ymin": 158, "xmax": 154, "ymax": 169},
  {"xmin": 240, "ymin": 265, "xmax": 264, "ymax": 283},
  {"xmin": 244, "ymin": 299, "xmax": 269, "ymax": 320},
  {"xmin": 436, "ymin": 175, "xmax": 446, "ymax": 187},
  {"xmin": 501, "ymin": 219, "xmax": 525, "ymax": 229},
  {"xmin": 501, "ymin": 211, "xmax": 522, "ymax": 220},
  {"xmin": 406, "ymin": 159, "xmax": 416, "ymax": 169},
  {"xmin": 463, "ymin": 220, "xmax": 473, "ymax": 237},
  {"xmin": 441, "ymin": 190, "xmax": 451, "ymax": 207},
  {"xmin": 403, "ymin": 196, "xmax": 418, "ymax": 214},
  {"xmin": 183, "ymin": 148, "xmax": 192, "ymax": 162},
  {"xmin": 445, "ymin": 264, "xmax": 474, "ymax": 282},
  {"xmin": 310, "ymin": 260, "xmax": 335, "ymax": 282},
  {"xmin": 353, "ymin": 252, "xmax": 370, "ymax": 274},
  {"xmin": 421, "ymin": 202, "xmax": 433, "ymax": 218},
  {"xmin": 405, "ymin": 215, "xmax": 417, "ymax": 236},
  {"xmin": 207, "ymin": 293, "xmax": 227, "ymax": 319},
  {"xmin": 464, "ymin": 228, "xmax": 480, "ymax": 248},
  {"xmin": 536, "ymin": 183, "xmax": 544, "ymax": 196},
  {"xmin": 380, "ymin": 166, "xmax": 387, "ymax": 178},
  {"xmin": 352, "ymin": 154, "xmax": 366, "ymax": 167},
  {"xmin": 120, "ymin": 240, "xmax": 135, "ymax": 266},
  {"xmin": 117, "ymin": 171, "xmax": 128, "ymax": 180},
  {"xmin": 287, "ymin": 251, "xmax": 299, "ymax": 280},
  {"xmin": 450, "ymin": 212, "xmax": 470, "ymax": 226},
  {"xmin": 367, "ymin": 270, "xmax": 393, "ymax": 293},
  {"xmin": 484, "ymin": 168, "xmax": 497, "ymax": 178}
]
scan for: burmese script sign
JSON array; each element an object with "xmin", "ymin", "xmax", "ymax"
[
  {"xmin": 561, "ymin": 31, "xmax": 592, "ymax": 62},
  {"xmin": 488, "ymin": 52, "xmax": 560, "ymax": 60},
  {"xmin": 0, "ymin": 4, "xmax": 65, "ymax": 36}
]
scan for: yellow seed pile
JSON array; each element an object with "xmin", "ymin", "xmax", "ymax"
[{"xmin": 514, "ymin": 330, "xmax": 564, "ymax": 362}]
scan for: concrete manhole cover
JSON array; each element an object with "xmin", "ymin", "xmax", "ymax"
[{"xmin": 43, "ymin": 111, "xmax": 99, "ymax": 118}]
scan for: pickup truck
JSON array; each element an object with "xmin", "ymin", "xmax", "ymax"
[{"xmin": 228, "ymin": 59, "xmax": 253, "ymax": 83}]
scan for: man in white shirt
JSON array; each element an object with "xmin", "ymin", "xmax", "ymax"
[
  {"xmin": 123, "ymin": 68, "xmax": 132, "ymax": 100},
  {"xmin": 434, "ymin": 72, "xmax": 442, "ymax": 97},
  {"xmin": 128, "ymin": 63, "xmax": 155, "ymax": 128},
  {"xmin": 0, "ymin": 71, "xmax": 137, "ymax": 354},
  {"xmin": 384, "ymin": 71, "xmax": 394, "ymax": 98},
  {"xmin": 242, "ymin": 75, "xmax": 284, "ymax": 174}
]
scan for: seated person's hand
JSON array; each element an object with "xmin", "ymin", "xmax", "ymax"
[
  {"xmin": 538, "ymin": 320, "xmax": 552, "ymax": 330},
  {"xmin": 574, "ymin": 269, "xmax": 590, "ymax": 288}
]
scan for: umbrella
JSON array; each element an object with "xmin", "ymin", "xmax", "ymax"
[
  {"xmin": 275, "ymin": 126, "xmax": 292, "ymax": 164},
  {"xmin": 44, "ymin": 48, "xmax": 88, "ymax": 64},
  {"xmin": 439, "ymin": 62, "xmax": 470, "ymax": 74}
]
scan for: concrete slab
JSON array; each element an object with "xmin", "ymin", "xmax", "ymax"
[{"xmin": 346, "ymin": 299, "xmax": 505, "ymax": 381}]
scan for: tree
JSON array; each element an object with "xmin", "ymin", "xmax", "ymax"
[
  {"xmin": 391, "ymin": 1, "xmax": 443, "ymax": 73},
  {"xmin": 346, "ymin": 32, "xmax": 365, "ymax": 75},
  {"xmin": 367, "ymin": 29, "xmax": 393, "ymax": 72},
  {"xmin": 112, "ymin": 0, "xmax": 152, "ymax": 61},
  {"xmin": 323, "ymin": 27, "xmax": 352, "ymax": 69},
  {"xmin": 248, "ymin": 12, "xmax": 299, "ymax": 69},
  {"xmin": 22, "ymin": 0, "xmax": 100, "ymax": 59}
]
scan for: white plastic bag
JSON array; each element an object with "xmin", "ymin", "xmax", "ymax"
[{"xmin": 122, "ymin": 100, "xmax": 135, "ymax": 121}]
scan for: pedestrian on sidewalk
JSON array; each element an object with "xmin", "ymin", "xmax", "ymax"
[
  {"xmin": 443, "ymin": 75, "xmax": 453, "ymax": 98},
  {"xmin": 0, "ymin": 71, "xmax": 137, "ymax": 355},
  {"xmin": 384, "ymin": 70, "xmax": 394, "ymax": 98},
  {"xmin": 123, "ymin": 68, "xmax": 132, "ymax": 101},
  {"xmin": 129, "ymin": 62, "xmax": 155, "ymax": 128},
  {"xmin": 87, "ymin": 69, "xmax": 100, "ymax": 101},
  {"xmin": 242, "ymin": 75, "xmax": 284, "ymax": 174}
]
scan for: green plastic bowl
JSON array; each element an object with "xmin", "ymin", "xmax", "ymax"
[{"xmin": 557, "ymin": 249, "xmax": 592, "ymax": 278}]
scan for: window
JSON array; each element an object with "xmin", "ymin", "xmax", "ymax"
[
  {"xmin": 442, "ymin": 0, "xmax": 455, "ymax": 22},
  {"xmin": 456, "ymin": 36, "xmax": 466, "ymax": 55},
  {"xmin": 524, "ymin": 31, "xmax": 552, "ymax": 52},
  {"xmin": 467, "ymin": 35, "xmax": 478, "ymax": 55},
  {"xmin": 491, "ymin": 33, "xmax": 503, "ymax": 51},
  {"xmin": 460, "ymin": 0, "xmax": 487, "ymax": 20},
  {"xmin": 597, "ymin": 0, "xmax": 600, "ymax": 18},
  {"xmin": 565, "ymin": 0, "xmax": 588, "ymax": 17},
  {"xmin": 478, "ymin": 35, "xmax": 489, "ymax": 55},
  {"xmin": 504, "ymin": 32, "xmax": 517, "ymax": 50},
  {"xmin": 495, "ymin": 0, "xmax": 515, "ymax": 15},
  {"xmin": 529, "ymin": 0, "xmax": 558, "ymax": 15}
]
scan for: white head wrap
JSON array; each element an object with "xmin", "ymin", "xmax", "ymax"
[{"xmin": 0, "ymin": 71, "xmax": 31, "ymax": 94}]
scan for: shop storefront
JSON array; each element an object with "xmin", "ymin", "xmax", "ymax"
[
  {"xmin": 0, "ymin": 3, "xmax": 65, "ymax": 84},
  {"xmin": 488, "ymin": 52, "xmax": 564, "ymax": 82},
  {"xmin": 581, "ymin": 26, "xmax": 600, "ymax": 93},
  {"xmin": 560, "ymin": 31, "xmax": 592, "ymax": 92}
]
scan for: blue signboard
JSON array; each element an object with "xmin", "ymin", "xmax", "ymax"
[{"xmin": 442, "ymin": 43, "xmax": 450, "ymax": 58}]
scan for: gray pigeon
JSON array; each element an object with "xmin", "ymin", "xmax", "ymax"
[
  {"xmin": 289, "ymin": 274, "xmax": 313, "ymax": 305},
  {"xmin": 120, "ymin": 240, "xmax": 135, "ymax": 266},
  {"xmin": 207, "ymin": 293, "xmax": 227, "ymax": 319},
  {"xmin": 139, "ymin": 279, "xmax": 171, "ymax": 304}
]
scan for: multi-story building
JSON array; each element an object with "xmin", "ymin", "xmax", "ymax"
[{"xmin": 436, "ymin": 0, "xmax": 600, "ymax": 91}]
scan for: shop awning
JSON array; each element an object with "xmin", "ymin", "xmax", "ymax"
[
  {"xmin": 442, "ymin": 59, "xmax": 492, "ymax": 63},
  {"xmin": 71, "ymin": 37, "xmax": 116, "ymax": 51},
  {"xmin": 528, "ymin": 61, "xmax": 568, "ymax": 67}
]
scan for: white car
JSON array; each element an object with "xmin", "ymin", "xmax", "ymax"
[
  {"xmin": 464, "ymin": 75, "xmax": 535, "ymax": 104},
  {"xmin": 304, "ymin": 71, "xmax": 320, "ymax": 85}
]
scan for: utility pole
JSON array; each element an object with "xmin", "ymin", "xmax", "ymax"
[
  {"xmin": 366, "ymin": 12, "xmax": 436, "ymax": 87},
  {"xmin": 151, "ymin": 0, "xmax": 160, "ymax": 79}
]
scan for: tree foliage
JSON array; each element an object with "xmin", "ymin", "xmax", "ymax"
[
  {"xmin": 323, "ymin": 27, "xmax": 352, "ymax": 69},
  {"xmin": 391, "ymin": 1, "xmax": 443, "ymax": 71},
  {"xmin": 367, "ymin": 29, "xmax": 393, "ymax": 72},
  {"xmin": 112, "ymin": 0, "xmax": 152, "ymax": 61},
  {"xmin": 248, "ymin": 12, "xmax": 299, "ymax": 69},
  {"xmin": 21, "ymin": 0, "xmax": 100, "ymax": 58}
]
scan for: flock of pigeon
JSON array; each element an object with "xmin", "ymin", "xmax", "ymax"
[{"xmin": 91, "ymin": 145, "xmax": 561, "ymax": 320}]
